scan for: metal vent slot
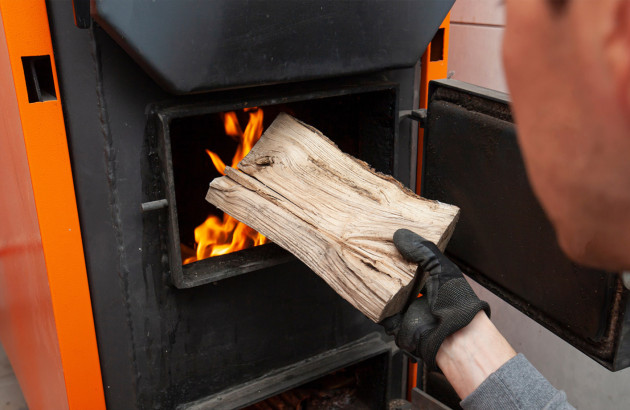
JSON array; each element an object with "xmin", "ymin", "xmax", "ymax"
[{"xmin": 21, "ymin": 55, "xmax": 57, "ymax": 103}]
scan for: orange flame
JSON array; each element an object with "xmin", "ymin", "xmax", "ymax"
[{"xmin": 183, "ymin": 108, "xmax": 268, "ymax": 264}]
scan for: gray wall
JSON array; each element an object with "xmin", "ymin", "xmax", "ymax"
[
  {"xmin": 450, "ymin": 1, "xmax": 630, "ymax": 408},
  {"xmin": 0, "ymin": 344, "xmax": 27, "ymax": 409}
]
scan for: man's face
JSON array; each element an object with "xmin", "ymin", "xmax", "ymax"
[{"xmin": 502, "ymin": 0, "xmax": 630, "ymax": 270}]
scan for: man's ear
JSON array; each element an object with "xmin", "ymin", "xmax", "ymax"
[{"xmin": 605, "ymin": 0, "xmax": 630, "ymax": 112}]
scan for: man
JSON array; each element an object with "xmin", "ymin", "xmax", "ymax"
[{"xmin": 384, "ymin": 0, "xmax": 630, "ymax": 408}]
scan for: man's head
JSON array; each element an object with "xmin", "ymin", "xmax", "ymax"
[{"xmin": 503, "ymin": 0, "xmax": 630, "ymax": 270}]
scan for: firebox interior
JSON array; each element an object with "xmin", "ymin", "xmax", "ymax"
[{"xmin": 158, "ymin": 84, "xmax": 398, "ymax": 288}]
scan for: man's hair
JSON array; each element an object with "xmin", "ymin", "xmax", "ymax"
[{"xmin": 548, "ymin": 0, "xmax": 569, "ymax": 14}]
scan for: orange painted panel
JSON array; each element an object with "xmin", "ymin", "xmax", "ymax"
[
  {"xmin": 417, "ymin": 14, "xmax": 450, "ymax": 194},
  {"xmin": 0, "ymin": 7, "xmax": 68, "ymax": 410},
  {"xmin": 409, "ymin": 14, "xmax": 451, "ymax": 400},
  {"xmin": 0, "ymin": 1, "xmax": 105, "ymax": 409}
]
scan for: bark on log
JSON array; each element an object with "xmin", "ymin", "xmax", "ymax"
[{"xmin": 206, "ymin": 113, "xmax": 459, "ymax": 322}]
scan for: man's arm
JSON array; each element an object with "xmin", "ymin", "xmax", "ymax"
[
  {"xmin": 440, "ymin": 315, "xmax": 574, "ymax": 410},
  {"xmin": 383, "ymin": 229, "xmax": 576, "ymax": 409},
  {"xmin": 436, "ymin": 311, "xmax": 516, "ymax": 398}
]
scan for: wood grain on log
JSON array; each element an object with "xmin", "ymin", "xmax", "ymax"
[{"xmin": 206, "ymin": 113, "xmax": 459, "ymax": 322}]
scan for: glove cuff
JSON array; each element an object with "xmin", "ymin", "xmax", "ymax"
[{"xmin": 421, "ymin": 278, "xmax": 491, "ymax": 370}]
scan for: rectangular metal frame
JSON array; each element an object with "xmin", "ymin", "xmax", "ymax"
[
  {"xmin": 149, "ymin": 80, "xmax": 399, "ymax": 288},
  {"xmin": 178, "ymin": 333, "xmax": 394, "ymax": 409}
]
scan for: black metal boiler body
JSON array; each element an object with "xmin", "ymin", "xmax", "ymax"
[
  {"xmin": 50, "ymin": 0, "xmax": 630, "ymax": 409},
  {"xmin": 51, "ymin": 0, "xmax": 454, "ymax": 408}
]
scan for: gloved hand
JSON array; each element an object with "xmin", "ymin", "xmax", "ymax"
[{"xmin": 381, "ymin": 229, "xmax": 490, "ymax": 369}]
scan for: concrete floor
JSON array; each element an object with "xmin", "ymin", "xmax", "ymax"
[{"xmin": 0, "ymin": 344, "xmax": 27, "ymax": 410}]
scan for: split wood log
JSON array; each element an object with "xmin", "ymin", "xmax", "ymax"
[{"xmin": 206, "ymin": 113, "xmax": 459, "ymax": 322}]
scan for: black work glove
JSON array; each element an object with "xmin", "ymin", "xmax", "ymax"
[{"xmin": 381, "ymin": 229, "xmax": 490, "ymax": 369}]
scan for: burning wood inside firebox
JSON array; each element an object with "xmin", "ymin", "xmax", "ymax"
[{"xmin": 182, "ymin": 108, "xmax": 269, "ymax": 264}]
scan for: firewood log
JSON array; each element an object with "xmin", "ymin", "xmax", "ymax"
[{"xmin": 206, "ymin": 113, "xmax": 459, "ymax": 322}]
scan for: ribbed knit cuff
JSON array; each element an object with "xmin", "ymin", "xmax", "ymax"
[{"xmin": 461, "ymin": 354, "xmax": 574, "ymax": 410}]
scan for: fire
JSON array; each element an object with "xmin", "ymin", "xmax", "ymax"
[{"xmin": 183, "ymin": 108, "xmax": 268, "ymax": 264}]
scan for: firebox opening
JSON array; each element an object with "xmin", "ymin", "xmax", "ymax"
[
  {"xmin": 160, "ymin": 84, "xmax": 397, "ymax": 288},
  {"xmin": 244, "ymin": 353, "xmax": 388, "ymax": 410},
  {"xmin": 175, "ymin": 108, "xmax": 269, "ymax": 265},
  {"xmin": 170, "ymin": 90, "xmax": 396, "ymax": 270}
]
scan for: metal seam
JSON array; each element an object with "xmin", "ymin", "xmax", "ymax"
[{"xmin": 89, "ymin": 25, "xmax": 140, "ymax": 403}]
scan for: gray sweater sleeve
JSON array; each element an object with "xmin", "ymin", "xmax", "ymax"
[{"xmin": 460, "ymin": 354, "xmax": 575, "ymax": 410}]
